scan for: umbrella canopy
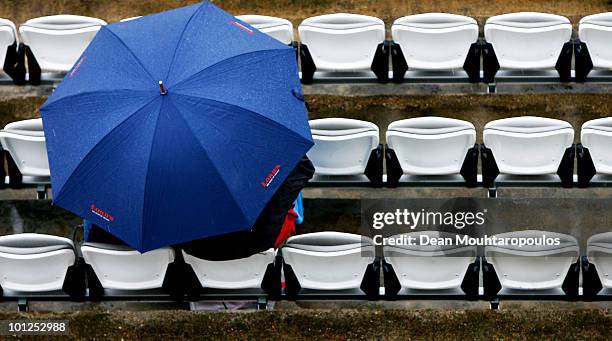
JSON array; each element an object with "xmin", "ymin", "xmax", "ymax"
[{"xmin": 41, "ymin": 2, "xmax": 313, "ymax": 252}]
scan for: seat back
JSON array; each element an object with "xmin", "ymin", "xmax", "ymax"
[
  {"xmin": 387, "ymin": 117, "xmax": 475, "ymax": 175},
  {"xmin": 587, "ymin": 232, "xmax": 612, "ymax": 289},
  {"xmin": 392, "ymin": 13, "xmax": 478, "ymax": 70},
  {"xmin": 0, "ymin": 233, "xmax": 73, "ymax": 253},
  {"xmin": 4, "ymin": 118, "xmax": 45, "ymax": 136},
  {"xmin": 0, "ymin": 19, "xmax": 17, "ymax": 69},
  {"xmin": 487, "ymin": 254, "xmax": 576, "ymax": 290},
  {"xmin": 485, "ymin": 230, "xmax": 578, "ymax": 290},
  {"xmin": 19, "ymin": 15, "xmax": 106, "ymax": 72},
  {"xmin": 0, "ymin": 233, "xmax": 75, "ymax": 292},
  {"xmin": 0, "ymin": 119, "xmax": 49, "ymax": 177},
  {"xmin": 236, "ymin": 15, "xmax": 294, "ymax": 45},
  {"xmin": 182, "ymin": 249, "xmax": 275, "ymax": 290},
  {"xmin": 483, "ymin": 116, "xmax": 574, "ymax": 175},
  {"xmin": 581, "ymin": 117, "xmax": 612, "ymax": 174},
  {"xmin": 484, "ymin": 12, "xmax": 571, "ymax": 69},
  {"xmin": 81, "ymin": 243, "xmax": 174, "ymax": 290},
  {"xmin": 579, "ymin": 13, "xmax": 612, "ymax": 69},
  {"xmin": 282, "ymin": 232, "xmax": 375, "ymax": 290},
  {"xmin": 307, "ymin": 118, "xmax": 379, "ymax": 175},
  {"xmin": 383, "ymin": 231, "xmax": 477, "ymax": 290},
  {"xmin": 298, "ymin": 13, "xmax": 385, "ymax": 71}
]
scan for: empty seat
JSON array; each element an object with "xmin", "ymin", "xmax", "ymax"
[
  {"xmin": 19, "ymin": 15, "xmax": 106, "ymax": 79},
  {"xmin": 0, "ymin": 18, "xmax": 24, "ymax": 84},
  {"xmin": 483, "ymin": 230, "xmax": 579, "ymax": 297},
  {"xmin": 583, "ymin": 232, "xmax": 612, "ymax": 297},
  {"xmin": 0, "ymin": 233, "xmax": 81, "ymax": 296},
  {"xmin": 391, "ymin": 13, "xmax": 480, "ymax": 82},
  {"xmin": 81, "ymin": 243, "xmax": 174, "ymax": 294},
  {"xmin": 298, "ymin": 13, "xmax": 388, "ymax": 83},
  {"xmin": 281, "ymin": 232, "xmax": 379, "ymax": 298},
  {"xmin": 385, "ymin": 117, "xmax": 477, "ymax": 187},
  {"xmin": 383, "ymin": 231, "xmax": 479, "ymax": 298},
  {"xmin": 481, "ymin": 116, "xmax": 575, "ymax": 187},
  {"xmin": 307, "ymin": 118, "xmax": 383, "ymax": 186},
  {"xmin": 0, "ymin": 118, "xmax": 50, "ymax": 188},
  {"xmin": 483, "ymin": 12, "xmax": 573, "ymax": 82},
  {"xmin": 182, "ymin": 248, "xmax": 277, "ymax": 292},
  {"xmin": 236, "ymin": 15, "xmax": 294, "ymax": 45},
  {"xmin": 0, "ymin": 18, "xmax": 16, "ymax": 70},
  {"xmin": 576, "ymin": 13, "xmax": 612, "ymax": 81},
  {"xmin": 578, "ymin": 117, "xmax": 612, "ymax": 186}
]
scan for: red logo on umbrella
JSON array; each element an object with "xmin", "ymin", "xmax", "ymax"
[
  {"xmin": 229, "ymin": 21, "xmax": 254, "ymax": 35},
  {"xmin": 261, "ymin": 164, "xmax": 281, "ymax": 187},
  {"xmin": 91, "ymin": 204, "xmax": 114, "ymax": 222},
  {"xmin": 69, "ymin": 56, "xmax": 87, "ymax": 78}
]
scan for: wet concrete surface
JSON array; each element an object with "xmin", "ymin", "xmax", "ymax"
[
  {"xmin": 306, "ymin": 93, "xmax": 612, "ymax": 145},
  {"xmin": 2, "ymin": 91, "xmax": 612, "ymax": 146},
  {"xmin": 0, "ymin": 200, "xmax": 80, "ymax": 237},
  {"xmin": 1, "ymin": 308, "xmax": 612, "ymax": 340},
  {"xmin": 303, "ymin": 186, "xmax": 489, "ymax": 200},
  {"xmin": 5, "ymin": 299, "xmax": 612, "ymax": 313},
  {"xmin": 1, "ymin": 187, "xmax": 611, "ymax": 246},
  {"xmin": 297, "ymin": 193, "xmax": 612, "ymax": 251}
]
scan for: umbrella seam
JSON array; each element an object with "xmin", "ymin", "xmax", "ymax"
[
  {"xmin": 169, "ymin": 47, "xmax": 292, "ymax": 89},
  {"xmin": 42, "ymin": 89, "xmax": 156, "ymax": 110},
  {"xmin": 102, "ymin": 26, "xmax": 157, "ymax": 83},
  {"xmin": 171, "ymin": 91, "xmax": 313, "ymax": 144},
  {"xmin": 164, "ymin": 1, "xmax": 209, "ymax": 83},
  {"xmin": 52, "ymin": 95, "xmax": 160, "ymax": 204},
  {"xmin": 166, "ymin": 95, "xmax": 255, "ymax": 230},
  {"xmin": 139, "ymin": 97, "xmax": 168, "ymax": 251}
]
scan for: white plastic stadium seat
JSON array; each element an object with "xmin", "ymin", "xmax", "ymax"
[
  {"xmin": 482, "ymin": 116, "xmax": 574, "ymax": 186},
  {"xmin": 483, "ymin": 12, "xmax": 572, "ymax": 81},
  {"xmin": 299, "ymin": 13, "xmax": 384, "ymax": 71},
  {"xmin": 307, "ymin": 118, "xmax": 381, "ymax": 185},
  {"xmin": 383, "ymin": 231, "xmax": 478, "ymax": 297},
  {"xmin": 391, "ymin": 13, "xmax": 479, "ymax": 82},
  {"xmin": 585, "ymin": 233, "xmax": 612, "ymax": 291},
  {"xmin": 385, "ymin": 117, "xmax": 477, "ymax": 186},
  {"xmin": 579, "ymin": 13, "xmax": 612, "ymax": 69},
  {"xmin": 576, "ymin": 13, "xmax": 612, "ymax": 81},
  {"xmin": 484, "ymin": 230, "xmax": 579, "ymax": 296},
  {"xmin": 183, "ymin": 248, "xmax": 275, "ymax": 290},
  {"xmin": 0, "ymin": 18, "xmax": 17, "ymax": 73},
  {"xmin": 580, "ymin": 117, "xmax": 612, "ymax": 175},
  {"xmin": 0, "ymin": 119, "xmax": 50, "ymax": 185},
  {"xmin": 281, "ymin": 232, "xmax": 378, "ymax": 297},
  {"xmin": 0, "ymin": 233, "xmax": 75, "ymax": 292},
  {"xmin": 298, "ymin": 13, "xmax": 387, "ymax": 83},
  {"xmin": 308, "ymin": 118, "xmax": 379, "ymax": 175},
  {"xmin": 81, "ymin": 243, "xmax": 174, "ymax": 290},
  {"xmin": 236, "ymin": 15, "xmax": 294, "ymax": 45},
  {"xmin": 19, "ymin": 15, "xmax": 106, "ymax": 73}
]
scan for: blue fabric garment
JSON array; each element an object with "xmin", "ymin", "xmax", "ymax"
[
  {"xmin": 294, "ymin": 192, "xmax": 304, "ymax": 224},
  {"xmin": 41, "ymin": 2, "xmax": 313, "ymax": 252},
  {"xmin": 83, "ymin": 219, "xmax": 92, "ymax": 241}
]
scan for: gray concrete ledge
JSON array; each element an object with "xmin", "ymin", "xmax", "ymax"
[
  {"xmin": 1, "ymin": 81, "xmax": 611, "ymax": 99},
  {"xmin": 494, "ymin": 82, "xmax": 612, "ymax": 94},
  {"xmin": 2, "ymin": 186, "xmax": 611, "ymax": 201}
]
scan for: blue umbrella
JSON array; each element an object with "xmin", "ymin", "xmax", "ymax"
[{"xmin": 41, "ymin": 2, "xmax": 313, "ymax": 252}]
